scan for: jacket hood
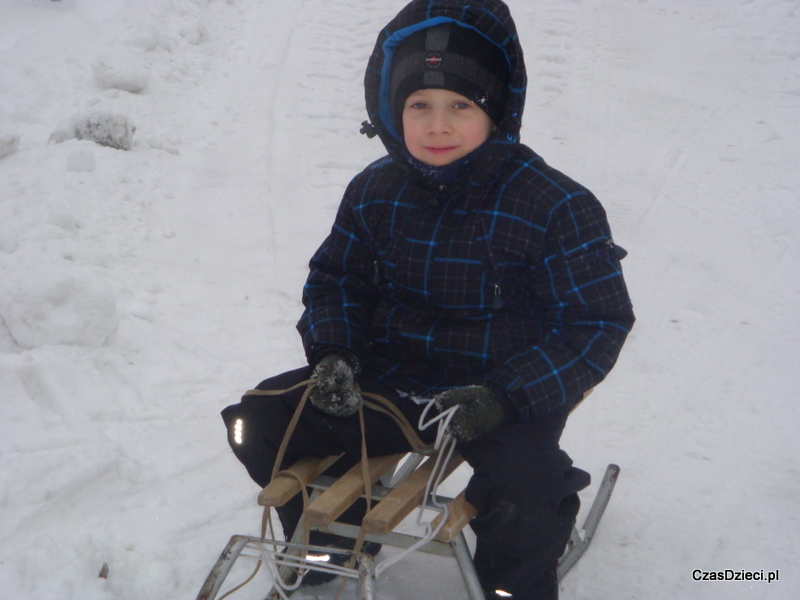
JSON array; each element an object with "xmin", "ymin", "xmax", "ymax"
[{"xmin": 363, "ymin": 0, "xmax": 527, "ymax": 166}]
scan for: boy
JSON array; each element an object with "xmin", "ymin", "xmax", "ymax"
[{"xmin": 222, "ymin": 1, "xmax": 634, "ymax": 598}]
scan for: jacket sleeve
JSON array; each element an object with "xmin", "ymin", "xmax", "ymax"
[
  {"xmin": 296, "ymin": 179, "xmax": 377, "ymax": 365},
  {"xmin": 488, "ymin": 191, "xmax": 635, "ymax": 418}
]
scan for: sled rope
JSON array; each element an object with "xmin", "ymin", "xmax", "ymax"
[
  {"xmin": 219, "ymin": 379, "xmax": 318, "ymax": 600},
  {"xmin": 372, "ymin": 399, "xmax": 459, "ymax": 578},
  {"xmin": 221, "ymin": 378, "xmax": 460, "ymax": 599}
]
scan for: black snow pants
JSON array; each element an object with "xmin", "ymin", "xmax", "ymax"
[{"xmin": 221, "ymin": 367, "xmax": 590, "ymax": 600}]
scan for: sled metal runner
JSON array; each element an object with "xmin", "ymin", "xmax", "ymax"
[{"xmin": 196, "ymin": 462, "xmax": 620, "ymax": 600}]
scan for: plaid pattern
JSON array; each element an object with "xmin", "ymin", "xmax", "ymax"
[
  {"xmin": 298, "ymin": 146, "xmax": 634, "ymax": 418},
  {"xmin": 297, "ymin": 0, "xmax": 634, "ymax": 418}
]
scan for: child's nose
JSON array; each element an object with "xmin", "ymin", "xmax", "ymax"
[{"xmin": 427, "ymin": 109, "xmax": 451, "ymax": 133}]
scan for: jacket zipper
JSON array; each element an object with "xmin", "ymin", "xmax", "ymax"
[
  {"xmin": 493, "ymin": 283, "xmax": 503, "ymax": 309},
  {"xmin": 478, "ymin": 217, "xmax": 503, "ymax": 310}
]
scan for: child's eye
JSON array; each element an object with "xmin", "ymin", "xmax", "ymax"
[
  {"xmin": 409, "ymin": 101, "xmax": 428, "ymax": 110},
  {"xmin": 453, "ymin": 101, "xmax": 472, "ymax": 110}
]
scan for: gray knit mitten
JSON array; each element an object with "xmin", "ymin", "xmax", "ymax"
[
  {"xmin": 309, "ymin": 352, "xmax": 362, "ymax": 417},
  {"xmin": 433, "ymin": 385, "xmax": 507, "ymax": 442}
]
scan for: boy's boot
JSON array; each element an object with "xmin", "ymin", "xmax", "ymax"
[{"xmin": 300, "ymin": 532, "xmax": 382, "ymax": 586}]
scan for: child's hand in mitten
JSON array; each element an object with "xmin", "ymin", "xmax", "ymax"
[
  {"xmin": 433, "ymin": 385, "xmax": 507, "ymax": 442},
  {"xmin": 309, "ymin": 353, "xmax": 362, "ymax": 417}
]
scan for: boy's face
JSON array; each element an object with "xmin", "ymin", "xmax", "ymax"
[{"xmin": 402, "ymin": 89, "xmax": 494, "ymax": 167}]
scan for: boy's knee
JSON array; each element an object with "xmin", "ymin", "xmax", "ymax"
[
  {"xmin": 465, "ymin": 443, "xmax": 589, "ymax": 559},
  {"xmin": 467, "ymin": 441, "xmax": 587, "ymax": 499}
]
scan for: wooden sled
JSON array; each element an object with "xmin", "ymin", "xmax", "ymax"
[{"xmin": 197, "ymin": 450, "xmax": 620, "ymax": 600}]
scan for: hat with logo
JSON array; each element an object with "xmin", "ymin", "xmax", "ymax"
[{"xmin": 390, "ymin": 22, "xmax": 510, "ymax": 129}]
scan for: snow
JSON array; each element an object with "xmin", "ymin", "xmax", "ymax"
[
  {"xmin": 0, "ymin": 1, "xmax": 798, "ymax": 599},
  {"xmin": 50, "ymin": 111, "xmax": 137, "ymax": 150}
]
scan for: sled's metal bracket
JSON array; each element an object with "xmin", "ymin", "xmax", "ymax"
[{"xmin": 195, "ymin": 531, "xmax": 477, "ymax": 600}]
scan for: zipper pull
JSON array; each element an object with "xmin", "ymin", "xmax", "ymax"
[
  {"xmin": 373, "ymin": 260, "xmax": 380, "ymax": 285},
  {"xmin": 492, "ymin": 283, "xmax": 503, "ymax": 309}
]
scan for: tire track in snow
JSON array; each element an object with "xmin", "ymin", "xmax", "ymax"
[
  {"xmin": 260, "ymin": 1, "xmax": 396, "ymax": 291},
  {"xmin": 522, "ymin": 4, "xmax": 645, "ymax": 235},
  {"xmin": 233, "ymin": 0, "xmax": 308, "ymax": 275}
]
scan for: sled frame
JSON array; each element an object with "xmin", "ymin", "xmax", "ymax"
[{"xmin": 196, "ymin": 454, "xmax": 620, "ymax": 600}]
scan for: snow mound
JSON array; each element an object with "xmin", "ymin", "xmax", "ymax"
[
  {"xmin": 0, "ymin": 265, "xmax": 119, "ymax": 349},
  {"xmin": 50, "ymin": 111, "xmax": 136, "ymax": 151},
  {"xmin": 0, "ymin": 131, "xmax": 20, "ymax": 160},
  {"xmin": 66, "ymin": 147, "xmax": 96, "ymax": 172},
  {"xmin": 180, "ymin": 22, "xmax": 210, "ymax": 46},
  {"xmin": 92, "ymin": 53, "xmax": 150, "ymax": 93}
]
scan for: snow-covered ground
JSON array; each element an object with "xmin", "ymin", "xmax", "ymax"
[{"xmin": 1, "ymin": 1, "xmax": 798, "ymax": 599}]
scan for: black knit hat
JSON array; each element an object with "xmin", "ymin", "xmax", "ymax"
[{"xmin": 390, "ymin": 22, "xmax": 510, "ymax": 128}]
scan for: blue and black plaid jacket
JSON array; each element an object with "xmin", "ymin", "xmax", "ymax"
[{"xmin": 297, "ymin": 0, "xmax": 634, "ymax": 418}]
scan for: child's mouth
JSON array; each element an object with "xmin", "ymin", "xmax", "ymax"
[{"xmin": 425, "ymin": 146, "xmax": 457, "ymax": 155}]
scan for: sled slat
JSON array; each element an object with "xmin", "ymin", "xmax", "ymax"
[
  {"xmin": 258, "ymin": 455, "xmax": 341, "ymax": 507},
  {"xmin": 432, "ymin": 490, "xmax": 478, "ymax": 542},
  {"xmin": 305, "ymin": 454, "xmax": 404, "ymax": 527},
  {"xmin": 362, "ymin": 453, "xmax": 464, "ymax": 535}
]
